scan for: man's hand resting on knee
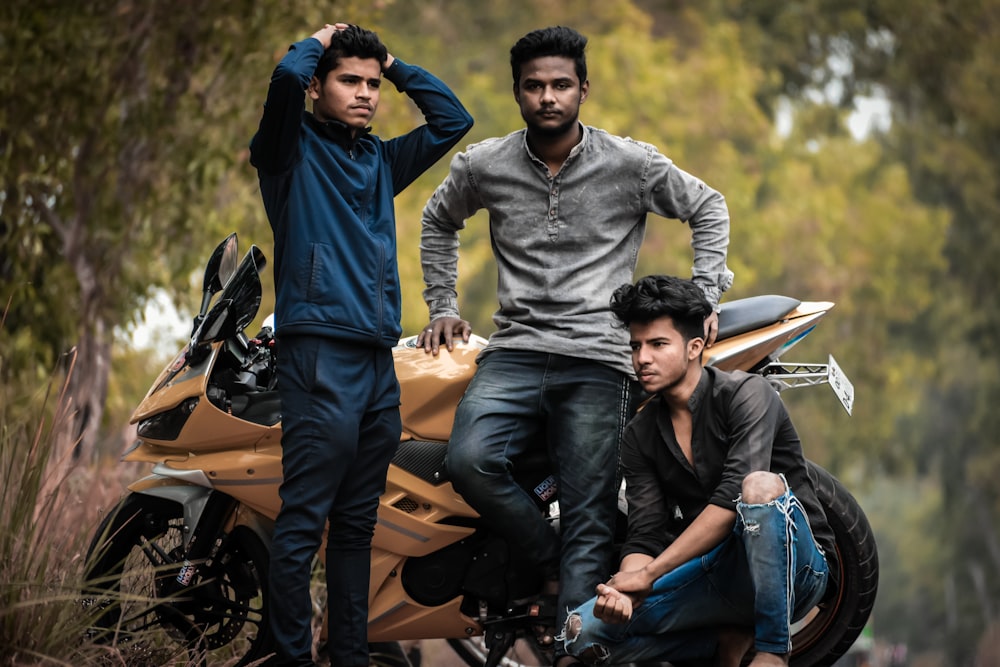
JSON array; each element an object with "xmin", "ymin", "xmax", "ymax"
[{"xmin": 593, "ymin": 583, "xmax": 637, "ymax": 624}]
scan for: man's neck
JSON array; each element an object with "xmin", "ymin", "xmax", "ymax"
[
  {"xmin": 526, "ymin": 123, "xmax": 583, "ymax": 174},
  {"xmin": 660, "ymin": 366, "xmax": 704, "ymax": 414}
]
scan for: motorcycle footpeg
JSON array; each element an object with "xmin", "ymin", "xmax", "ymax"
[{"xmin": 504, "ymin": 592, "xmax": 558, "ymax": 623}]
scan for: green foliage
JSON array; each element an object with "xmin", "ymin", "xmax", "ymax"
[
  {"xmin": 712, "ymin": 0, "xmax": 1000, "ymax": 658},
  {"xmin": 381, "ymin": 1, "xmax": 1000, "ymax": 658},
  {"xmin": 0, "ymin": 0, "xmax": 365, "ymax": 455},
  {"xmin": 861, "ymin": 477, "xmax": 950, "ymax": 651}
]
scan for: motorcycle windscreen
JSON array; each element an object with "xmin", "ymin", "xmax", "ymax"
[{"xmin": 195, "ymin": 246, "xmax": 265, "ymax": 345}]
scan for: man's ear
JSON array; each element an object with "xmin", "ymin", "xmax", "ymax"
[
  {"xmin": 580, "ymin": 79, "xmax": 589, "ymax": 103},
  {"xmin": 687, "ymin": 336, "xmax": 705, "ymax": 362},
  {"xmin": 308, "ymin": 75, "xmax": 321, "ymax": 101}
]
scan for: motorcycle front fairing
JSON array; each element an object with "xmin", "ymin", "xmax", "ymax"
[
  {"xmin": 127, "ymin": 244, "xmax": 269, "ymax": 452},
  {"xmin": 120, "ymin": 245, "xmax": 277, "ymax": 552}
]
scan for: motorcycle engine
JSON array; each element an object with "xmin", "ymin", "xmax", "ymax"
[{"xmin": 401, "ymin": 535, "xmax": 480, "ymax": 606}]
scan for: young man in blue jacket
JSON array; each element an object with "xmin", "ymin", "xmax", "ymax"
[{"xmin": 250, "ymin": 22, "xmax": 471, "ymax": 667}]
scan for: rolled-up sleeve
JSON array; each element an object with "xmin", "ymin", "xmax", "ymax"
[
  {"xmin": 420, "ymin": 151, "xmax": 482, "ymax": 319},
  {"xmin": 645, "ymin": 156, "xmax": 734, "ymax": 309},
  {"xmin": 709, "ymin": 376, "xmax": 782, "ymax": 509}
]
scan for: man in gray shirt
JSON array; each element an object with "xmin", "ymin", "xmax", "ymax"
[{"xmin": 418, "ymin": 25, "xmax": 732, "ymax": 667}]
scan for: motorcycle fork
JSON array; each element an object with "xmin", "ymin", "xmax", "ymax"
[{"xmin": 174, "ymin": 491, "xmax": 238, "ymax": 587}]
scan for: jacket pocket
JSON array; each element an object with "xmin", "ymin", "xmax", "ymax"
[{"xmin": 302, "ymin": 242, "xmax": 379, "ymax": 332}]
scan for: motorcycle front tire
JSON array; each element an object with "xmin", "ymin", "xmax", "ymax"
[{"xmin": 83, "ymin": 492, "xmax": 275, "ymax": 667}]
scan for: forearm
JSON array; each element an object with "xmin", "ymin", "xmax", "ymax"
[
  {"xmin": 618, "ymin": 552, "xmax": 654, "ymax": 573},
  {"xmin": 642, "ymin": 504, "xmax": 735, "ymax": 581},
  {"xmin": 249, "ymin": 38, "xmax": 321, "ymax": 173},
  {"xmin": 385, "ymin": 60, "xmax": 473, "ymax": 140},
  {"xmin": 419, "ymin": 156, "xmax": 479, "ymax": 318},
  {"xmin": 420, "ymin": 219, "xmax": 461, "ymax": 319},
  {"xmin": 646, "ymin": 157, "xmax": 734, "ymax": 308},
  {"xmin": 688, "ymin": 189, "xmax": 734, "ymax": 308}
]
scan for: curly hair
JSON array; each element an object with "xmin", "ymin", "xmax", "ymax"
[
  {"xmin": 609, "ymin": 275, "xmax": 711, "ymax": 342},
  {"xmin": 315, "ymin": 25, "xmax": 388, "ymax": 84},
  {"xmin": 510, "ymin": 26, "xmax": 588, "ymax": 86}
]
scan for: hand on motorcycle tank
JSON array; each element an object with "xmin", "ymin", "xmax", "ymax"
[{"xmin": 418, "ymin": 316, "xmax": 472, "ymax": 355}]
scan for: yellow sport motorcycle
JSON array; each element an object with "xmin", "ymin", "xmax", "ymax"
[{"xmin": 84, "ymin": 235, "xmax": 877, "ymax": 667}]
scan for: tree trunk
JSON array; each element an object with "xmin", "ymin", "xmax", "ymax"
[{"xmin": 37, "ymin": 196, "xmax": 114, "ymax": 504}]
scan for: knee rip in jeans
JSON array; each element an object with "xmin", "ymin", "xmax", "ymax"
[
  {"xmin": 564, "ymin": 613, "xmax": 611, "ymax": 665},
  {"xmin": 737, "ymin": 490, "xmax": 800, "ymax": 540}
]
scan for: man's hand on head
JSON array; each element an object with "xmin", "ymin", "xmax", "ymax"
[{"xmin": 310, "ymin": 23, "xmax": 350, "ymax": 49}]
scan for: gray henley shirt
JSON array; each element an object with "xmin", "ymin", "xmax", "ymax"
[{"xmin": 420, "ymin": 125, "xmax": 733, "ymax": 376}]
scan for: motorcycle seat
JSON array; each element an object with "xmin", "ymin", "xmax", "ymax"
[{"xmin": 717, "ymin": 295, "xmax": 802, "ymax": 340}]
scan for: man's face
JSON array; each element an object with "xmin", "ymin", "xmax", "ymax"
[
  {"xmin": 629, "ymin": 317, "xmax": 704, "ymax": 395},
  {"xmin": 514, "ymin": 56, "xmax": 588, "ymax": 137},
  {"xmin": 309, "ymin": 56, "xmax": 382, "ymax": 132}
]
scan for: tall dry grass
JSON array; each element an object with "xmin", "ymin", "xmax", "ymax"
[
  {"xmin": 0, "ymin": 365, "xmax": 118, "ymax": 665},
  {"xmin": 0, "ymin": 345, "xmax": 465, "ymax": 666},
  {"xmin": 0, "ymin": 358, "xmax": 201, "ymax": 666}
]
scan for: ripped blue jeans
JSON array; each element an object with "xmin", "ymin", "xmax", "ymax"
[{"xmin": 563, "ymin": 480, "xmax": 829, "ymax": 664}]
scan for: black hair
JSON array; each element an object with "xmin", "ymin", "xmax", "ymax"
[
  {"xmin": 510, "ymin": 26, "xmax": 588, "ymax": 86},
  {"xmin": 314, "ymin": 25, "xmax": 388, "ymax": 84},
  {"xmin": 610, "ymin": 275, "xmax": 712, "ymax": 342}
]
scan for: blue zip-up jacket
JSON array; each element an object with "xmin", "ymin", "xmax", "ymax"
[{"xmin": 250, "ymin": 37, "xmax": 472, "ymax": 347}]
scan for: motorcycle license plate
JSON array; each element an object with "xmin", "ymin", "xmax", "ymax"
[{"xmin": 828, "ymin": 355, "xmax": 854, "ymax": 415}]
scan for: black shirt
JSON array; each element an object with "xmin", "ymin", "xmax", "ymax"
[{"xmin": 620, "ymin": 366, "xmax": 837, "ymax": 568}]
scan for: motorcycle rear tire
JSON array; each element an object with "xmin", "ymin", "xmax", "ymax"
[
  {"xmin": 84, "ymin": 492, "xmax": 274, "ymax": 667},
  {"xmin": 789, "ymin": 462, "xmax": 878, "ymax": 666}
]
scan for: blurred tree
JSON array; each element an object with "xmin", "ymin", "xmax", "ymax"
[
  {"xmin": 0, "ymin": 0, "xmax": 363, "ymax": 463},
  {"xmin": 383, "ymin": 2, "xmax": 948, "ymax": 484},
  {"xmin": 387, "ymin": 0, "xmax": 999, "ymax": 656},
  {"xmin": 668, "ymin": 0, "xmax": 1000, "ymax": 658}
]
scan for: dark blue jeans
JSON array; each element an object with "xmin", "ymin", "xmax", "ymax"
[
  {"xmin": 269, "ymin": 335, "xmax": 401, "ymax": 667},
  {"xmin": 446, "ymin": 349, "xmax": 634, "ymax": 656}
]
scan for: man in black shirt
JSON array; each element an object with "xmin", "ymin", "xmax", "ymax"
[{"xmin": 562, "ymin": 275, "xmax": 832, "ymax": 667}]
